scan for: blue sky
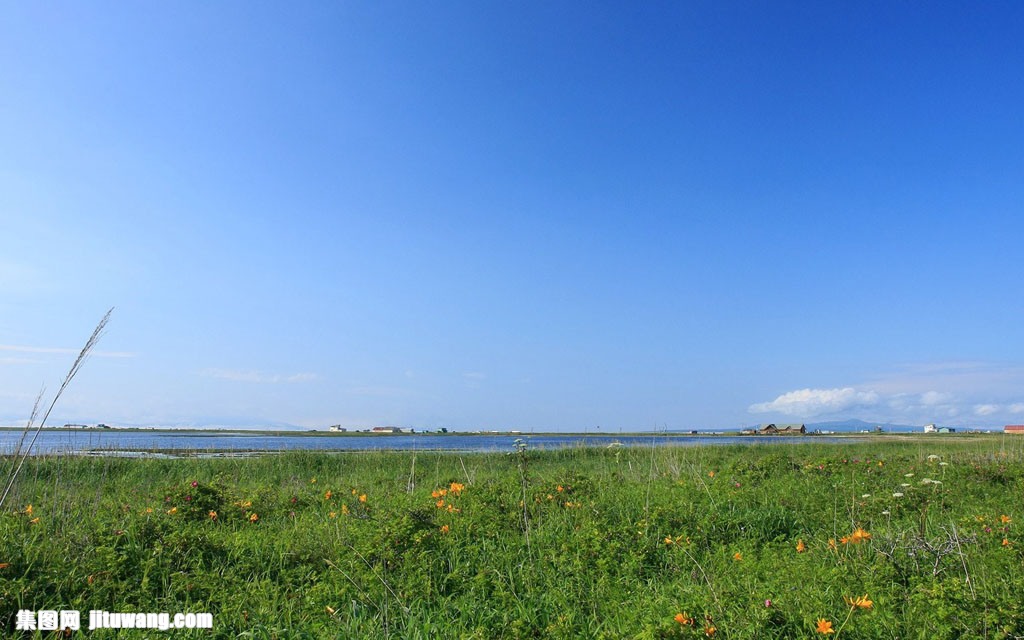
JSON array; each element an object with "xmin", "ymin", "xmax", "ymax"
[{"xmin": 2, "ymin": 2, "xmax": 1023, "ymax": 430}]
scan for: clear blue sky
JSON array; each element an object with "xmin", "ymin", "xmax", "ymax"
[{"xmin": 2, "ymin": 2, "xmax": 1023, "ymax": 430}]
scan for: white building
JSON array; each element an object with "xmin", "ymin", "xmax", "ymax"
[{"xmin": 923, "ymin": 423, "xmax": 937, "ymax": 433}]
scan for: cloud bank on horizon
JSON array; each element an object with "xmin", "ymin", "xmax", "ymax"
[{"xmin": 749, "ymin": 362, "xmax": 1024, "ymax": 425}]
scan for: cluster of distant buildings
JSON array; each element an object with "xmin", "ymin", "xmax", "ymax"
[
  {"xmin": 742, "ymin": 423, "xmax": 1024, "ymax": 436},
  {"xmin": 327, "ymin": 425, "xmax": 418, "ymax": 434}
]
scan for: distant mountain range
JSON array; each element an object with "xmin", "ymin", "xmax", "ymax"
[{"xmin": 804, "ymin": 419, "xmax": 923, "ymax": 432}]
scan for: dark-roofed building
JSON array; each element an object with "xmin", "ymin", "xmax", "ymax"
[{"xmin": 759, "ymin": 423, "xmax": 806, "ymax": 435}]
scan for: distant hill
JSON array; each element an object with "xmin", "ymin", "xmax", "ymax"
[{"xmin": 805, "ymin": 419, "xmax": 921, "ymax": 432}]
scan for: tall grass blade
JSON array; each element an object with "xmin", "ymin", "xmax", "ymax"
[{"xmin": 0, "ymin": 307, "xmax": 113, "ymax": 510}]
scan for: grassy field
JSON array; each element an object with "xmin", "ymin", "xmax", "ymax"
[{"xmin": 2, "ymin": 436, "xmax": 1023, "ymax": 638}]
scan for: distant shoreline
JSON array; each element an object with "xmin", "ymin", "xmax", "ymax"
[{"xmin": 0, "ymin": 425, "xmax": 1001, "ymax": 440}]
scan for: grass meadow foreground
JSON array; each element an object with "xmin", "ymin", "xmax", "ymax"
[{"xmin": 1, "ymin": 437, "xmax": 1023, "ymax": 638}]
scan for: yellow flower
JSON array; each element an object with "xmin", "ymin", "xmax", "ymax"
[
  {"xmin": 167, "ymin": 507, "xmax": 178, "ymax": 515},
  {"xmin": 733, "ymin": 552, "xmax": 742, "ymax": 561},
  {"xmin": 674, "ymin": 612, "xmax": 693, "ymax": 626},
  {"xmin": 249, "ymin": 513, "xmax": 259, "ymax": 523},
  {"xmin": 341, "ymin": 504, "xmax": 349, "ymax": 515},
  {"xmin": 23, "ymin": 504, "xmax": 33, "ymax": 516},
  {"xmin": 329, "ymin": 511, "xmax": 337, "ymax": 519},
  {"xmin": 325, "ymin": 605, "xmax": 335, "ymax": 615},
  {"xmin": 704, "ymin": 625, "xmax": 717, "ymax": 637},
  {"xmin": 828, "ymin": 538, "xmax": 837, "ymax": 550},
  {"xmin": 143, "ymin": 507, "xmax": 154, "ymax": 514},
  {"xmin": 844, "ymin": 594, "xmax": 873, "ymax": 609},
  {"xmin": 28, "ymin": 517, "xmax": 40, "ymax": 525},
  {"xmin": 665, "ymin": 537, "xmax": 674, "ymax": 545},
  {"xmin": 310, "ymin": 477, "xmax": 317, "ymax": 483},
  {"xmin": 815, "ymin": 619, "xmax": 834, "ymax": 634},
  {"xmin": 708, "ymin": 471, "xmax": 715, "ymax": 478},
  {"xmin": 796, "ymin": 539, "xmax": 806, "ymax": 553},
  {"xmin": 358, "ymin": 494, "xmax": 367, "ymax": 503}
]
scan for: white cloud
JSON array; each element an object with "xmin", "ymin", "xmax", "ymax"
[
  {"xmin": 750, "ymin": 362, "xmax": 1024, "ymax": 425},
  {"xmin": 920, "ymin": 391, "xmax": 951, "ymax": 406},
  {"xmin": 0, "ymin": 344, "xmax": 136, "ymax": 358},
  {"xmin": 200, "ymin": 368, "xmax": 318, "ymax": 383},
  {"xmin": 0, "ymin": 357, "xmax": 42, "ymax": 365},
  {"xmin": 749, "ymin": 387, "xmax": 879, "ymax": 417}
]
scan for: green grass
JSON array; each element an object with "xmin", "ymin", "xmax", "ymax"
[{"xmin": 2, "ymin": 437, "xmax": 1023, "ymax": 638}]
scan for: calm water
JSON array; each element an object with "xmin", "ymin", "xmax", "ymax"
[{"xmin": 0, "ymin": 429, "xmax": 855, "ymax": 456}]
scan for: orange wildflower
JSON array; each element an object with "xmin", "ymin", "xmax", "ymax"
[
  {"xmin": 844, "ymin": 594, "xmax": 873, "ymax": 609},
  {"xmin": 840, "ymin": 536, "xmax": 850, "ymax": 545},
  {"xmin": 358, "ymin": 494, "xmax": 367, "ymax": 503},
  {"xmin": 324, "ymin": 490, "xmax": 333, "ymax": 500},
  {"xmin": 249, "ymin": 513, "xmax": 259, "ymax": 523},
  {"xmin": 439, "ymin": 524, "xmax": 450, "ymax": 534},
  {"xmin": 28, "ymin": 517, "xmax": 40, "ymax": 525},
  {"xmin": 796, "ymin": 539, "xmax": 806, "ymax": 553},
  {"xmin": 23, "ymin": 504, "xmax": 33, "ymax": 516},
  {"xmin": 1003, "ymin": 538, "xmax": 1011, "ymax": 546},
  {"xmin": 708, "ymin": 471, "xmax": 715, "ymax": 478},
  {"xmin": 436, "ymin": 499, "xmax": 446, "ymax": 508},
  {"xmin": 556, "ymin": 485, "xmax": 564, "ymax": 492},
  {"xmin": 166, "ymin": 507, "xmax": 178, "ymax": 515},
  {"xmin": 815, "ymin": 619, "xmax": 834, "ymax": 634},
  {"xmin": 849, "ymin": 527, "xmax": 871, "ymax": 543},
  {"xmin": 0, "ymin": 563, "xmax": 10, "ymax": 569},
  {"xmin": 674, "ymin": 612, "xmax": 693, "ymax": 625},
  {"xmin": 208, "ymin": 510, "xmax": 218, "ymax": 521},
  {"xmin": 704, "ymin": 625, "xmax": 716, "ymax": 637},
  {"xmin": 828, "ymin": 538, "xmax": 837, "ymax": 550},
  {"xmin": 665, "ymin": 537, "xmax": 674, "ymax": 545},
  {"xmin": 449, "ymin": 482, "xmax": 465, "ymax": 495},
  {"xmin": 733, "ymin": 552, "xmax": 742, "ymax": 561},
  {"xmin": 1001, "ymin": 515, "xmax": 1012, "ymax": 524}
]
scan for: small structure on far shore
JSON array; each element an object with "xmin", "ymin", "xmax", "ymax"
[{"xmin": 756, "ymin": 423, "xmax": 806, "ymax": 435}]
